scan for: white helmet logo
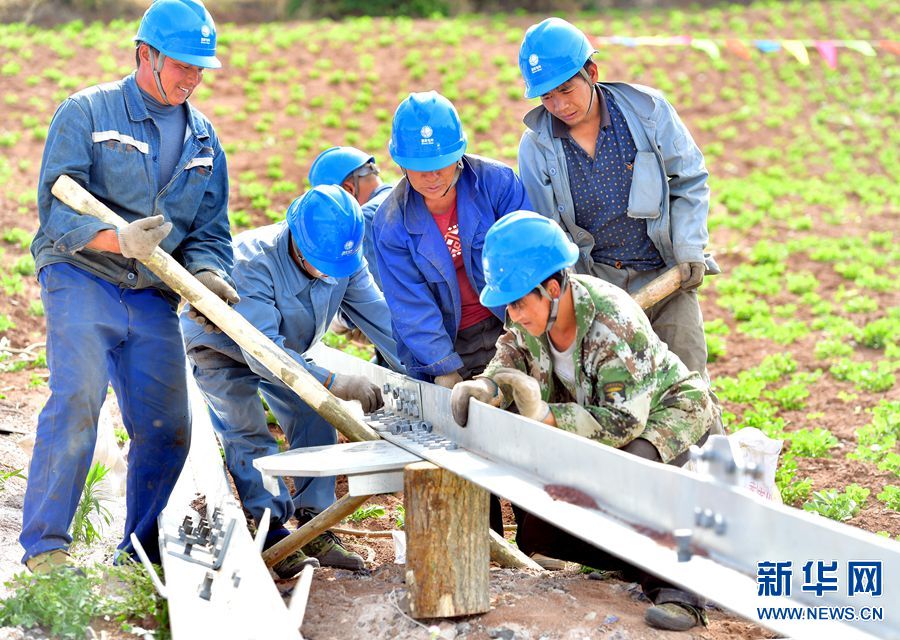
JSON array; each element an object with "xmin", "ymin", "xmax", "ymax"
[
  {"xmin": 201, "ymin": 25, "xmax": 211, "ymax": 38},
  {"xmin": 529, "ymin": 54, "xmax": 539, "ymax": 66},
  {"xmin": 344, "ymin": 240, "xmax": 354, "ymax": 251},
  {"xmin": 420, "ymin": 125, "xmax": 433, "ymax": 139}
]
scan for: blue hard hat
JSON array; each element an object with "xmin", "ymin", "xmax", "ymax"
[
  {"xmin": 286, "ymin": 185, "xmax": 365, "ymax": 278},
  {"xmin": 519, "ymin": 18, "xmax": 595, "ymax": 99},
  {"xmin": 309, "ymin": 147, "xmax": 375, "ymax": 187},
  {"xmin": 480, "ymin": 211, "xmax": 579, "ymax": 307},
  {"xmin": 135, "ymin": 0, "xmax": 221, "ymax": 69},
  {"xmin": 389, "ymin": 91, "xmax": 467, "ymax": 172}
]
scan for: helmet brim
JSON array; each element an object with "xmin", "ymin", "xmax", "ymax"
[{"xmin": 304, "ymin": 250, "xmax": 363, "ymax": 279}]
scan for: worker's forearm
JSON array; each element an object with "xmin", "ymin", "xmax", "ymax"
[{"xmin": 85, "ymin": 229, "xmax": 121, "ymax": 253}]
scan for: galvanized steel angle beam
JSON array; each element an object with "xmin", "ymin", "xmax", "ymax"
[{"xmin": 305, "ymin": 343, "xmax": 900, "ymax": 639}]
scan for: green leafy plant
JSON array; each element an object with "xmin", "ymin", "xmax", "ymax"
[
  {"xmin": 876, "ymin": 485, "xmax": 900, "ymax": 511},
  {"xmin": 803, "ymin": 484, "xmax": 870, "ymax": 521},
  {"xmin": 775, "ymin": 456, "xmax": 811, "ymax": 505},
  {"xmin": 348, "ymin": 504, "xmax": 386, "ymax": 523},
  {"xmin": 788, "ymin": 428, "xmax": 839, "ymax": 458},
  {"xmin": 394, "ymin": 504, "xmax": 405, "ymax": 529},
  {"xmin": 71, "ymin": 462, "xmax": 112, "ymax": 544},
  {"xmin": 0, "ymin": 467, "xmax": 25, "ymax": 490}
]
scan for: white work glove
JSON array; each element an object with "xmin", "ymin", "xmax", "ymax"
[
  {"xmin": 329, "ymin": 374, "xmax": 383, "ymax": 414},
  {"xmin": 186, "ymin": 271, "xmax": 240, "ymax": 334},
  {"xmin": 117, "ymin": 215, "xmax": 172, "ymax": 261},
  {"xmin": 492, "ymin": 368, "xmax": 550, "ymax": 423},
  {"xmin": 434, "ymin": 371, "xmax": 463, "ymax": 389},
  {"xmin": 678, "ymin": 261, "xmax": 706, "ymax": 291},
  {"xmin": 450, "ymin": 377, "xmax": 499, "ymax": 427}
]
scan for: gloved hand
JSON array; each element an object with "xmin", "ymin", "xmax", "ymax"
[
  {"xmin": 434, "ymin": 371, "xmax": 463, "ymax": 389},
  {"xmin": 186, "ymin": 271, "xmax": 241, "ymax": 334},
  {"xmin": 492, "ymin": 368, "xmax": 550, "ymax": 423},
  {"xmin": 450, "ymin": 377, "xmax": 499, "ymax": 427},
  {"xmin": 678, "ymin": 261, "xmax": 706, "ymax": 291},
  {"xmin": 329, "ymin": 374, "xmax": 383, "ymax": 414},
  {"xmin": 117, "ymin": 215, "xmax": 172, "ymax": 261}
]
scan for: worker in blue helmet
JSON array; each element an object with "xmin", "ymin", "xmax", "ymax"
[
  {"xmin": 451, "ymin": 211, "xmax": 717, "ymax": 632},
  {"xmin": 309, "ymin": 147, "xmax": 392, "ymax": 289},
  {"xmin": 517, "ymin": 17, "xmax": 720, "ymax": 381},
  {"xmin": 373, "ymin": 90, "xmax": 531, "ymax": 537},
  {"xmin": 182, "ymin": 185, "xmax": 402, "ymax": 578},
  {"xmin": 373, "ymin": 91, "xmax": 531, "ymax": 388},
  {"xmin": 22, "ymin": 0, "xmax": 234, "ymax": 574},
  {"xmin": 309, "ymin": 146, "xmax": 395, "ymax": 354}
]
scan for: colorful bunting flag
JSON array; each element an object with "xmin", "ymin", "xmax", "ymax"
[
  {"xmin": 590, "ymin": 36, "xmax": 899, "ymax": 68},
  {"xmin": 691, "ymin": 38, "xmax": 720, "ymax": 59},
  {"xmin": 845, "ymin": 40, "xmax": 876, "ymax": 56},
  {"xmin": 782, "ymin": 40, "xmax": 809, "ymax": 65},
  {"xmin": 815, "ymin": 41, "xmax": 838, "ymax": 68}
]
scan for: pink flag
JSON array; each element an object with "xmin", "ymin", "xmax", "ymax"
[
  {"xmin": 879, "ymin": 40, "xmax": 900, "ymax": 56},
  {"xmin": 815, "ymin": 41, "xmax": 838, "ymax": 68}
]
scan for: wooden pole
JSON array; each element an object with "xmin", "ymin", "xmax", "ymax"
[
  {"xmin": 488, "ymin": 529, "xmax": 543, "ymax": 571},
  {"xmin": 632, "ymin": 266, "xmax": 683, "ymax": 310},
  {"xmin": 404, "ymin": 461, "xmax": 489, "ymax": 618},
  {"xmin": 262, "ymin": 493, "xmax": 369, "ymax": 568},
  {"xmin": 51, "ymin": 175, "xmax": 379, "ymax": 444}
]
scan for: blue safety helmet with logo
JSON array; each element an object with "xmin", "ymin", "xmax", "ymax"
[
  {"xmin": 480, "ymin": 211, "xmax": 579, "ymax": 308},
  {"xmin": 286, "ymin": 185, "xmax": 365, "ymax": 278},
  {"xmin": 135, "ymin": 0, "xmax": 221, "ymax": 69},
  {"xmin": 518, "ymin": 17, "xmax": 596, "ymax": 99},
  {"xmin": 389, "ymin": 91, "xmax": 467, "ymax": 172},
  {"xmin": 309, "ymin": 146, "xmax": 375, "ymax": 187}
]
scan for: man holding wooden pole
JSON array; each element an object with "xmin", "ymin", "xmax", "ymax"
[
  {"xmin": 21, "ymin": 0, "xmax": 234, "ymax": 573},
  {"xmin": 182, "ymin": 185, "xmax": 402, "ymax": 578}
]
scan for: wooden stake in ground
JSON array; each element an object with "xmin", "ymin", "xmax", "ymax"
[{"xmin": 404, "ymin": 461, "xmax": 490, "ymax": 618}]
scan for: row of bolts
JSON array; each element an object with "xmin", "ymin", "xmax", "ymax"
[{"xmin": 369, "ymin": 383, "xmax": 458, "ymax": 450}]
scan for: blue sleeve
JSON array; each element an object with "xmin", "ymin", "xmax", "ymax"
[
  {"xmin": 654, "ymin": 98, "xmax": 710, "ymax": 264},
  {"xmin": 180, "ymin": 133, "xmax": 235, "ymax": 279},
  {"xmin": 373, "ymin": 216, "xmax": 462, "ymax": 379},
  {"xmin": 339, "ymin": 265, "xmax": 405, "ymax": 373},
  {"xmin": 37, "ymin": 99, "xmax": 116, "ymax": 254},
  {"xmin": 234, "ymin": 262, "xmax": 332, "ymax": 385},
  {"xmin": 493, "ymin": 164, "xmax": 532, "ymax": 220},
  {"xmin": 517, "ymin": 132, "xmax": 560, "ymax": 224}
]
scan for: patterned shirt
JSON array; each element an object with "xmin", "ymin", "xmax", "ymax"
[{"xmin": 555, "ymin": 86, "xmax": 665, "ymax": 271}]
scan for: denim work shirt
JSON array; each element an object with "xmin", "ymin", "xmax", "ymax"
[
  {"xmin": 32, "ymin": 73, "xmax": 233, "ymax": 295},
  {"xmin": 361, "ymin": 182, "xmax": 394, "ymax": 291},
  {"xmin": 518, "ymin": 82, "xmax": 719, "ymax": 277},
  {"xmin": 181, "ymin": 222, "xmax": 403, "ymax": 383},
  {"xmin": 372, "ymin": 155, "xmax": 531, "ymax": 380}
]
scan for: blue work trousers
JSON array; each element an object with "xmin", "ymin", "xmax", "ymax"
[
  {"xmin": 186, "ymin": 346, "xmax": 336, "ymax": 528},
  {"xmin": 20, "ymin": 263, "xmax": 190, "ymax": 564}
]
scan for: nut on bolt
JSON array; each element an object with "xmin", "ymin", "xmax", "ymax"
[{"xmin": 673, "ymin": 528, "xmax": 693, "ymax": 562}]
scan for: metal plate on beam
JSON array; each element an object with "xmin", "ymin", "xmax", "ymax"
[
  {"xmin": 348, "ymin": 470, "xmax": 405, "ymax": 496},
  {"xmin": 254, "ymin": 439, "xmax": 421, "ymax": 477}
]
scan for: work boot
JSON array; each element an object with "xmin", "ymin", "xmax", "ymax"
[
  {"xmin": 302, "ymin": 531, "xmax": 365, "ymax": 571},
  {"xmin": 25, "ymin": 549, "xmax": 75, "ymax": 575},
  {"xmin": 271, "ymin": 549, "xmax": 320, "ymax": 580},
  {"xmin": 644, "ymin": 602, "xmax": 706, "ymax": 631}
]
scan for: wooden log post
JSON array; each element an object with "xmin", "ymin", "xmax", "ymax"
[{"xmin": 403, "ymin": 462, "xmax": 489, "ymax": 618}]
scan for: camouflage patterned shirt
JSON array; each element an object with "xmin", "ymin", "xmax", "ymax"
[{"xmin": 481, "ymin": 274, "xmax": 716, "ymax": 462}]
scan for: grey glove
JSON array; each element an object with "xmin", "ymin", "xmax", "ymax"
[
  {"xmin": 434, "ymin": 371, "xmax": 463, "ymax": 389},
  {"xmin": 186, "ymin": 271, "xmax": 240, "ymax": 334},
  {"xmin": 492, "ymin": 368, "xmax": 550, "ymax": 422},
  {"xmin": 450, "ymin": 377, "xmax": 499, "ymax": 427},
  {"xmin": 329, "ymin": 374, "xmax": 383, "ymax": 414},
  {"xmin": 678, "ymin": 261, "xmax": 706, "ymax": 291},
  {"xmin": 117, "ymin": 215, "xmax": 172, "ymax": 261}
]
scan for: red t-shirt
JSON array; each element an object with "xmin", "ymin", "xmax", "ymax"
[{"xmin": 432, "ymin": 201, "xmax": 493, "ymax": 331}]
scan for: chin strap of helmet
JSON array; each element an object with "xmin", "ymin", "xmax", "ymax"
[
  {"xmin": 440, "ymin": 160, "xmax": 464, "ymax": 198},
  {"xmin": 537, "ymin": 270, "xmax": 569, "ymax": 334},
  {"xmin": 578, "ymin": 67, "xmax": 596, "ymax": 118},
  {"xmin": 147, "ymin": 47, "xmax": 171, "ymax": 106}
]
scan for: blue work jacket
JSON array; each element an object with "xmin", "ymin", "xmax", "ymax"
[
  {"xmin": 372, "ymin": 155, "xmax": 531, "ymax": 380},
  {"xmin": 361, "ymin": 182, "xmax": 393, "ymax": 291},
  {"xmin": 32, "ymin": 73, "xmax": 233, "ymax": 294},
  {"xmin": 519, "ymin": 82, "xmax": 719, "ymax": 276},
  {"xmin": 182, "ymin": 222, "xmax": 402, "ymax": 383}
]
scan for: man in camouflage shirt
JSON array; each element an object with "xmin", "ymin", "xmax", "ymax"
[{"xmin": 451, "ymin": 211, "xmax": 717, "ymax": 632}]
